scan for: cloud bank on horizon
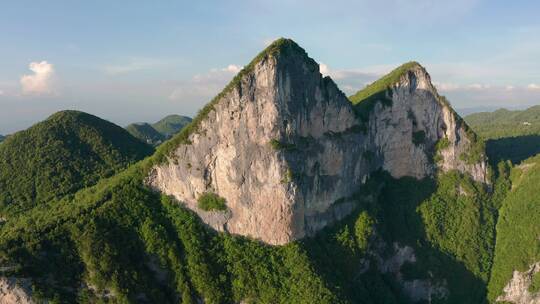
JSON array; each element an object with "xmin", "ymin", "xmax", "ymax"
[{"xmin": 0, "ymin": 0, "xmax": 539, "ymax": 134}]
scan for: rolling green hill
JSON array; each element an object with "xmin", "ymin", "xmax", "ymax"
[
  {"xmin": 152, "ymin": 115, "xmax": 192, "ymax": 138},
  {"xmin": 465, "ymin": 105, "xmax": 540, "ymax": 165},
  {"xmin": 126, "ymin": 115, "xmax": 192, "ymax": 146},
  {"xmin": 465, "ymin": 105, "xmax": 540, "ymax": 139},
  {"xmin": 125, "ymin": 122, "xmax": 165, "ymax": 146},
  {"xmin": 0, "ymin": 110, "xmax": 153, "ymax": 215}
]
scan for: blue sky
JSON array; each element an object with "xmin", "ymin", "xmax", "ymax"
[{"xmin": 1, "ymin": 0, "xmax": 539, "ymax": 134}]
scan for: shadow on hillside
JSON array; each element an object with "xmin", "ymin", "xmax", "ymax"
[
  {"xmin": 301, "ymin": 173, "xmax": 489, "ymax": 304},
  {"xmin": 486, "ymin": 135, "xmax": 540, "ymax": 165}
]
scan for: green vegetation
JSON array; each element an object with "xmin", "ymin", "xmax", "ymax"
[
  {"xmin": 126, "ymin": 115, "xmax": 192, "ymax": 146},
  {"xmin": 0, "ymin": 160, "xmax": 341, "ymax": 303},
  {"xmin": 530, "ymin": 271, "xmax": 540, "ymax": 293},
  {"xmin": 269, "ymin": 139, "xmax": 296, "ymax": 150},
  {"xmin": 349, "ymin": 62, "xmax": 420, "ymax": 105},
  {"xmin": 354, "ymin": 211, "xmax": 375, "ymax": 251},
  {"xmin": 457, "ymin": 121, "xmax": 487, "ymax": 165},
  {"xmin": 433, "ymin": 137, "xmax": 450, "ymax": 163},
  {"xmin": 0, "ymin": 110, "xmax": 153, "ymax": 215},
  {"xmin": 0, "ymin": 134, "xmax": 5, "ymax": 143},
  {"xmin": 126, "ymin": 122, "xmax": 165, "ymax": 145},
  {"xmin": 152, "ymin": 38, "xmax": 308, "ymax": 165},
  {"xmin": 412, "ymin": 130, "xmax": 426, "ymax": 146},
  {"xmin": 465, "ymin": 105, "xmax": 540, "ymax": 139},
  {"xmin": 488, "ymin": 154, "xmax": 540, "ymax": 301},
  {"xmin": 152, "ymin": 115, "xmax": 192, "ymax": 138},
  {"xmin": 465, "ymin": 106, "xmax": 540, "ymax": 165},
  {"xmin": 436, "ymin": 137, "xmax": 450, "ymax": 151},
  {"xmin": 197, "ymin": 192, "xmax": 227, "ymax": 211}
]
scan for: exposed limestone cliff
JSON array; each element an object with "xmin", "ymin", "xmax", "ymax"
[
  {"xmin": 0, "ymin": 278, "xmax": 33, "ymax": 304},
  {"xmin": 497, "ymin": 262, "xmax": 540, "ymax": 304},
  {"xmin": 147, "ymin": 39, "xmax": 488, "ymax": 245}
]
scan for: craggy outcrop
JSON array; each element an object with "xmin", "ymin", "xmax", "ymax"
[
  {"xmin": 146, "ymin": 38, "xmax": 488, "ymax": 245},
  {"xmin": 497, "ymin": 262, "xmax": 540, "ymax": 304},
  {"xmin": 0, "ymin": 277, "xmax": 33, "ymax": 304}
]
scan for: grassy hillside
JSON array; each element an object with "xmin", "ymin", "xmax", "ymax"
[
  {"xmin": 465, "ymin": 105, "xmax": 540, "ymax": 139},
  {"xmin": 126, "ymin": 115, "xmax": 192, "ymax": 146},
  {"xmin": 488, "ymin": 154, "xmax": 540, "ymax": 301},
  {"xmin": 152, "ymin": 115, "xmax": 192, "ymax": 138},
  {"xmin": 126, "ymin": 122, "xmax": 165, "ymax": 146},
  {"xmin": 465, "ymin": 106, "xmax": 540, "ymax": 165},
  {"xmin": 0, "ymin": 110, "xmax": 153, "ymax": 215},
  {"xmin": 0, "ymin": 155, "xmax": 500, "ymax": 303}
]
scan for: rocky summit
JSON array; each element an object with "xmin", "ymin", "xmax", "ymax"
[{"xmin": 146, "ymin": 38, "xmax": 488, "ymax": 245}]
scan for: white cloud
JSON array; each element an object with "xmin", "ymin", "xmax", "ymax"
[
  {"xmin": 169, "ymin": 64, "xmax": 241, "ymax": 101},
  {"xmin": 319, "ymin": 63, "xmax": 330, "ymax": 76},
  {"xmin": 317, "ymin": 62, "xmax": 383, "ymax": 94},
  {"xmin": 222, "ymin": 64, "xmax": 242, "ymax": 73},
  {"xmin": 505, "ymin": 85, "xmax": 515, "ymax": 91},
  {"xmin": 20, "ymin": 61, "xmax": 55, "ymax": 95},
  {"xmin": 0, "ymin": 90, "xmax": 4, "ymax": 96},
  {"xmin": 528, "ymin": 83, "xmax": 540, "ymax": 90}
]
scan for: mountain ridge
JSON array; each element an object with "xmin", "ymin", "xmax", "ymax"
[{"xmin": 147, "ymin": 38, "xmax": 488, "ymax": 246}]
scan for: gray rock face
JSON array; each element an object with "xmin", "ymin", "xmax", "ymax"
[
  {"xmin": 146, "ymin": 40, "xmax": 488, "ymax": 245},
  {"xmin": 0, "ymin": 277, "xmax": 33, "ymax": 304},
  {"xmin": 497, "ymin": 262, "xmax": 540, "ymax": 304}
]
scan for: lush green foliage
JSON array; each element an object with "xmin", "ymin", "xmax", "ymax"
[
  {"xmin": 354, "ymin": 211, "xmax": 374, "ymax": 251},
  {"xmin": 0, "ymin": 152, "xmax": 512, "ymax": 304},
  {"xmin": 530, "ymin": 271, "xmax": 540, "ymax": 293},
  {"xmin": 0, "ymin": 134, "xmax": 5, "ymax": 143},
  {"xmin": 126, "ymin": 122, "xmax": 165, "ymax": 146},
  {"xmin": 465, "ymin": 105, "xmax": 540, "ymax": 139},
  {"xmin": 0, "ymin": 162, "xmax": 340, "ymax": 303},
  {"xmin": 126, "ymin": 115, "xmax": 192, "ymax": 147},
  {"xmin": 348, "ymin": 62, "xmax": 420, "ymax": 105},
  {"xmin": 0, "ymin": 111, "xmax": 153, "ymax": 215},
  {"xmin": 152, "ymin": 115, "xmax": 192, "ymax": 138},
  {"xmin": 488, "ymin": 154, "xmax": 540, "ymax": 301},
  {"xmin": 269, "ymin": 139, "xmax": 296, "ymax": 150},
  {"xmin": 465, "ymin": 105, "xmax": 540, "ymax": 165},
  {"xmin": 197, "ymin": 192, "xmax": 227, "ymax": 211}
]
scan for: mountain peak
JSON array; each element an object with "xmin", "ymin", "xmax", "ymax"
[
  {"xmin": 349, "ymin": 61, "xmax": 429, "ymax": 105},
  {"xmin": 147, "ymin": 44, "xmax": 487, "ymax": 245}
]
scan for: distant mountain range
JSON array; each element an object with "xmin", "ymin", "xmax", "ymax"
[
  {"xmin": 126, "ymin": 114, "xmax": 192, "ymax": 146},
  {"xmin": 464, "ymin": 105, "xmax": 540, "ymax": 139},
  {"xmin": 465, "ymin": 105, "xmax": 540, "ymax": 165}
]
